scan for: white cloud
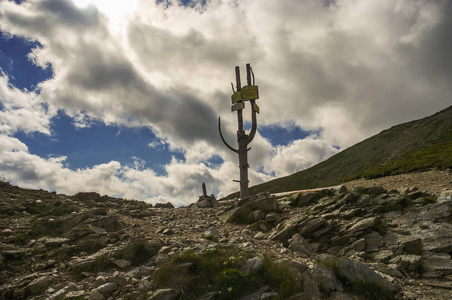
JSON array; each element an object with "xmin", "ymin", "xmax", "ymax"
[
  {"xmin": 0, "ymin": 0, "xmax": 451, "ymax": 203},
  {"xmin": 0, "ymin": 74, "xmax": 54, "ymax": 135}
]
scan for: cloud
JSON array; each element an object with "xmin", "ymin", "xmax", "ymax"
[
  {"xmin": 1, "ymin": 0, "xmax": 451, "ymax": 204},
  {"xmin": 0, "ymin": 74, "xmax": 53, "ymax": 135}
]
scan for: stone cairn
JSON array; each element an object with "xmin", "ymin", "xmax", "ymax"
[{"xmin": 190, "ymin": 182, "xmax": 219, "ymax": 208}]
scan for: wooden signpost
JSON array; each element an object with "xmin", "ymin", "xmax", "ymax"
[{"xmin": 219, "ymin": 63, "xmax": 260, "ymax": 199}]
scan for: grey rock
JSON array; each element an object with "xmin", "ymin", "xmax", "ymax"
[
  {"xmin": 422, "ymin": 253, "xmax": 452, "ymax": 278},
  {"xmin": 93, "ymin": 276, "xmax": 108, "ymax": 288},
  {"xmin": 46, "ymin": 282, "xmax": 78, "ymax": 300},
  {"xmin": 241, "ymin": 256, "xmax": 265, "ymax": 274},
  {"xmin": 311, "ymin": 263, "xmax": 343, "ymax": 292},
  {"xmin": 198, "ymin": 291, "xmax": 219, "ymax": 300},
  {"xmin": 126, "ymin": 266, "xmax": 155, "ymax": 278},
  {"xmin": 44, "ymin": 237, "xmax": 70, "ymax": 247},
  {"xmin": 302, "ymin": 273, "xmax": 322, "ymax": 300},
  {"xmin": 372, "ymin": 250, "xmax": 393, "ymax": 263},
  {"xmin": 154, "ymin": 202, "xmax": 175, "ymax": 208},
  {"xmin": 64, "ymin": 291, "xmax": 86, "ymax": 299},
  {"xmin": 90, "ymin": 288, "xmax": 105, "ymax": 300},
  {"xmin": 402, "ymin": 238, "xmax": 422, "ymax": 255},
  {"xmin": 109, "ymin": 274, "xmax": 128, "ymax": 286},
  {"xmin": 291, "ymin": 192, "xmax": 319, "ymax": 207},
  {"xmin": 260, "ymin": 292, "xmax": 279, "ymax": 299},
  {"xmin": 155, "ymin": 253, "xmax": 170, "ymax": 266},
  {"xmin": 265, "ymin": 212, "xmax": 281, "ymax": 222},
  {"xmin": 351, "ymin": 239, "xmax": 366, "ymax": 252},
  {"xmin": 138, "ymin": 276, "xmax": 152, "ymax": 290},
  {"xmin": 149, "ymin": 288, "xmax": 179, "ymax": 300},
  {"xmin": 389, "ymin": 255, "xmax": 422, "ymax": 275},
  {"xmin": 97, "ymin": 282, "xmax": 118, "ymax": 295},
  {"xmin": 365, "ymin": 231, "xmax": 384, "ymax": 252},
  {"xmin": 417, "ymin": 203, "xmax": 450, "ymax": 221},
  {"xmin": 26, "ymin": 275, "xmax": 53, "ymax": 295},
  {"xmin": 113, "ymin": 259, "xmax": 131, "ymax": 269},
  {"xmin": 338, "ymin": 258, "xmax": 398, "ymax": 293},
  {"xmin": 348, "ymin": 217, "xmax": 378, "ymax": 234},
  {"xmin": 297, "ymin": 217, "xmax": 327, "ymax": 236},
  {"xmin": 437, "ymin": 190, "xmax": 452, "ymax": 203},
  {"xmin": 254, "ymin": 231, "xmax": 267, "ymax": 240},
  {"xmin": 288, "ymin": 233, "xmax": 313, "ymax": 257},
  {"xmin": 203, "ymin": 227, "xmax": 220, "ymax": 237},
  {"xmin": 371, "ymin": 262, "xmax": 404, "ymax": 278}
]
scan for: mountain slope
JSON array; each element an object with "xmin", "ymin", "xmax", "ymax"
[{"xmin": 223, "ymin": 105, "xmax": 452, "ymax": 199}]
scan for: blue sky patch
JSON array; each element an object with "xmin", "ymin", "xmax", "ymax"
[
  {"xmin": 0, "ymin": 32, "xmax": 53, "ymax": 91},
  {"xmin": 259, "ymin": 125, "xmax": 319, "ymax": 147},
  {"xmin": 13, "ymin": 111, "xmax": 184, "ymax": 175}
]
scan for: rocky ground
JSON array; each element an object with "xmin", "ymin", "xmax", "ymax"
[{"xmin": 0, "ymin": 170, "xmax": 451, "ymax": 299}]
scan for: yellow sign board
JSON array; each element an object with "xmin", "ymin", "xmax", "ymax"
[
  {"xmin": 231, "ymin": 91, "xmax": 242, "ymax": 104},
  {"xmin": 232, "ymin": 102, "xmax": 245, "ymax": 112},
  {"xmin": 252, "ymin": 103, "xmax": 260, "ymax": 114},
  {"xmin": 241, "ymin": 85, "xmax": 259, "ymax": 101}
]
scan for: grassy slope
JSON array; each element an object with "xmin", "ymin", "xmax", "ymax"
[{"xmin": 222, "ymin": 105, "xmax": 452, "ymax": 199}]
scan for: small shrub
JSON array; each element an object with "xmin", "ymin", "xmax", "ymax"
[
  {"xmin": 352, "ymin": 279, "xmax": 394, "ymax": 300},
  {"xmin": 420, "ymin": 196, "xmax": 436, "ymax": 206},
  {"xmin": 12, "ymin": 233, "xmax": 29, "ymax": 245},
  {"xmin": 318, "ymin": 281, "xmax": 332, "ymax": 298},
  {"xmin": 115, "ymin": 240, "xmax": 159, "ymax": 266}
]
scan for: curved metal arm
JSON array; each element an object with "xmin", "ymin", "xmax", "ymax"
[
  {"xmin": 218, "ymin": 117, "xmax": 238, "ymax": 153},
  {"xmin": 245, "ymin": 100, "xmax": 257, "ymax": 144}
]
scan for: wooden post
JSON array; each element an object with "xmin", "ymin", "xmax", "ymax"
[
  {"xmin": 202, "ymin": 182, "xmax": 207, "ymax": 198},
  {"xmin": 219, "ymin": 63, "xmax": 259, "ymax": 199}
]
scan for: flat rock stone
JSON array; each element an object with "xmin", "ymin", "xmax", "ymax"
[
  {"xmin": 97, "ymin": 282, "xmax": 118, "ymax": 295},
  {"xmin": 26, "ymin": 275, "xmax": 53, "ymax": 295},
  {"xmin": 422, "ymin": 253, "xmax": 452, "ymax": 278},
  {"xmin": 348, "ymin": 217, "xmax": 378, "ymax": 234},
  {"xmin": 338, "ymin": 258, "xmax": 398, "ymax": 293}
]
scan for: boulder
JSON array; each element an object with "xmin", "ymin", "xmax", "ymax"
[
  {"xmin": 97, "ymin": 282, "xmax": 118, "ymax": 295},
  {"xmin": 154, "ymin": 202, "xmax": 175, "ymax": 208},
  {"xmin": 241, "ymin": 256, "xmax": 265, "ymax": 274},
  {"xmin": 311, "ymin": 263, "xmax": 343, "ymax": 292},
  {"xmin": 288, "ymin": 233, "xmax": 313, "ymax": 257},
  {"xmin": 422, "ymin": 253, "xmax": 452, "ymax": 278},
  {"xmin": 389, "ymin": 255, "xmax": 422, "ymax": 275},
  {"xmin": 26, "ymin": 275, "xmax": 53, "ymax": 296},
  {"xmin": 338, "ymin": 258, "xmax": 398, "ymax": 294}
]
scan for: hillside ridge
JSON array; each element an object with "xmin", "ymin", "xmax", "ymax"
[{"xmin": 223, "ymin": 105, "xmax": 452, "ymax": 199}]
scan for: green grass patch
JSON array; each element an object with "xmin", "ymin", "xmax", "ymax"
[
  {"xmin": 342, "ymin": 141, "xmax": 452, "ymax": 182},
  {"xmin": 115, "ymin": 240, "xmax": 160, "ymax": 266},
  {"xmin": 152, "ymin": 247, "xmax": 299, "ymax": 299}
]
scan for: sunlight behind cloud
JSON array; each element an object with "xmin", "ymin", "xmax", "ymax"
[{"xmin": 72, "ymin": 0, "xmax": 137, "ymax": 32}]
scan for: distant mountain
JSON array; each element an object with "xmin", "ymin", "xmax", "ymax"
[{"xmin": 223, "ymin": 105, "xmax": 452, "ymax": 199}]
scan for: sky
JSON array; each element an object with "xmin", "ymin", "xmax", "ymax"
[{"xmin": 0, "ymin": 0, "xmax": 451, "ymax": 206}]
